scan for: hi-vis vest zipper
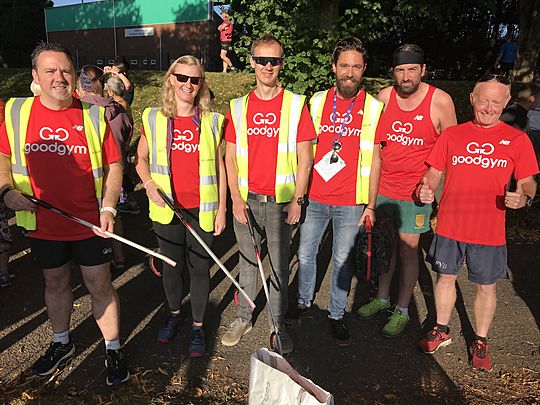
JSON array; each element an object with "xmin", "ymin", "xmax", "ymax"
[
  {"xmin": 5, "ymin": 97, "xmax": 106, "ymax": 231},
  {"xmin": 230, "ymin": 89, "xmax": 306, "ymax": 203},
  {"xmin": 309, "ymin": 89, "xmax": 383, "ymax": 205},
  {"xmin": 142, "ymin": 108, "xmax": 223, "ymax": 232}
]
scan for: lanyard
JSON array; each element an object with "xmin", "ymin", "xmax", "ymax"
[{"xmin": 332, "ymin": 89, "xmax": 357, "ymax": 145}]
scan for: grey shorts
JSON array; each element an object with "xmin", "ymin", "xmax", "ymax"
[{"xmin": 427, "ymin": 234, "xmax": 509, "ymax": 285}]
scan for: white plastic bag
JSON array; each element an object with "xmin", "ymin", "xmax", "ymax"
[{"xmin": 248, "ymin": 348, "xmax": 334, "ymax": 405}]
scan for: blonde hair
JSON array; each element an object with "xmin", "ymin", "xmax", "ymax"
[{"xmin": 161, "ymin": 55, "xmax": 211, "ymax": 118}]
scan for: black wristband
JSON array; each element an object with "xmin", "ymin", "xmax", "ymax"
[
  {"xmin": 365, "ymin": 206, "xmax": 375, "ymax": 211},
  {"xmin": 0, "ymin": 186, "xmax": 14, "ymax": 202}
]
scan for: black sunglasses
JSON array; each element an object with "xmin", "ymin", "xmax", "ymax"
[
  {"xmin": 251, "ymin": 56, "xmax": 284, "ymax": 67},
  {"xmin": 172, "ymin": 73, "xmax": 202, "ymax": 85},
  {"xmin": 478, "ymin": 74, "xmax": 510, "ymax": 85}
]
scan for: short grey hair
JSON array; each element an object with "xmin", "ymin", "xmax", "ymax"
[{"xmin": 106, "ymin": 76, "xmax": 126, "ymax": 97}]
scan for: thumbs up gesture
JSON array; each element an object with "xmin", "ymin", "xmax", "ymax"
[
  {"xmin": 417, "ymin": 177, "xmax": 434, "ymax": 204},
  {"xmin": 505, "ymin": 184, "xmax": 527, "ymax": 209}
]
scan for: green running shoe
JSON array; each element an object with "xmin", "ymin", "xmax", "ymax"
[
  {"xmin": 356, "ymin": 296, "xmax": 391, "ymax": 319},
  {"xmin": 381, "ymin": 308, "xmax": 410, "ymax": 338}
]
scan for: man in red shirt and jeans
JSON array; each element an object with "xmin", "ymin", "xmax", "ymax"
[
  {"xmin": 0, "ymin": 43, "xmax": 127, "ymax": 385},
  {"xmin": 417, "ymin": 75, "xmax": 538, "ymax": 371},
  {"xmin": 222, "ymin": 34, "xmax": 315, "ymax": 354}
]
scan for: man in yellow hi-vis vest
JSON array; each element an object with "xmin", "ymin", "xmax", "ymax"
[
  {"xmin": 285, "ymin": 37, "xmax": 383, "ymax": 347},
  {"xmin": 0, "ymin": 43, "xmax": 127, "ymax": 386},
  {"xmin": 222, "ymin": 34, "xmax": 316, "ymax": 354}
]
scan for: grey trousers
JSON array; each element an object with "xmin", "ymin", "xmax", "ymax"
[{"xmin": 233, "ymin": 198, "xmax": 292, "ymax": 324}]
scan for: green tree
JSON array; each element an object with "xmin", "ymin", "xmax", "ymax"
[
  {"xmin": 0, "ymin": 0, "xmax": 53, "ymax": 67},
  {"xmin": 514, "ymin": 0, "xmax": 540, "ymax": 82}
]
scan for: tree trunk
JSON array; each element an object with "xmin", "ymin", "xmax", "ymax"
[{"xmin": 514, "ymin": 0, "xmax": 540, "ymax": 82}]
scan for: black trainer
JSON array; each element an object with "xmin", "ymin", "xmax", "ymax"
[
  {"xmin": 284, "ymin": 304, "xmax": 312, "ymax": 325},
  {"xmin": 188, "ymin": 327, "xmax": 206, "ymax": 358},
  {"xmin": 32, "ymin": 341, "xmax": 75, "ymax": 376},
  {"xmin": 105, "ymin": 349, "xmax": 129, "ymax": 386},
  {"xmin": 329, "ymin": 318, "xmax": 352, "ymax": 347},
  {"xmin": 157, "ymin": 313, "xmax": 185, "ymax": 343}
]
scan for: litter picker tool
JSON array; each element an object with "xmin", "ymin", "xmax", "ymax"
[
  {"xmin": 23, "ymin": 194, "xmax": 177, "ymax": 267},
  {"xmin": 365, "ymin": 215, "xmax": 372, "ymax": 281},
  {"xmin": 245, "ymin": 207, "xmax": 283, "ymax": 354},
  {"xmin": 156, "ymin": 188, "xmax": 255, "ymax": 310}
]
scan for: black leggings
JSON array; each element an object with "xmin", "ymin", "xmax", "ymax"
[{"xmin": 153, "ymin": 209, "xmax": 214, "ymax": 323}]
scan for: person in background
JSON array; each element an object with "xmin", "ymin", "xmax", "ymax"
[
  {"xmin": 77, "ymin": 66, "xmax": 134, "ymax": 271},
  {"xmin": 218, "ymin": 10, "xmax": 235, "ymax": 73},
  {"xmin": 495, "ymin": 36, "xmax": 518, "ymax": 79},
  {"xmin": 104, "ymin": 56, "xmax": 135, "ymax": 106},
  {"xmin": 500, "ymin": 84, "xmax": 540, "ymax": 132}
]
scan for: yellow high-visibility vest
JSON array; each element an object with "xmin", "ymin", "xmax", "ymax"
[
  {"xmin": 142, "ymin": 108, "xmax": 224, "ymax": 232},
  {"xmin": 4, "ymin": 97, "xmax": 107, "ymax": 230},
  {"xmin": 229, "ymin": 89, "xmax": 306, "ymax": 203},
  {"xmin": 309, "ymin": 89, "xmax": 383, "ymax": 204}
]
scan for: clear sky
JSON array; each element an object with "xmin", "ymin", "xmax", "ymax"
[{"xmin": 52, "ymin": 0, "xmax": 101, "ymax": 6}]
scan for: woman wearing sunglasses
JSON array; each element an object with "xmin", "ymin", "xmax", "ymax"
[{"xmin": 136, "ymin": 55, "xmax": 226, "ymax": 357}]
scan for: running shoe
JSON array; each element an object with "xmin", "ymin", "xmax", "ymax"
[
  {"xmin": 32, "ymin": 341, "xmax": 75, "ymax": 376},
  {"xmin": 356, "ymin": 296, "xmax": 391, "ymax": 319},
  {"xmin": 470, "ymin": 340, "xmax": 493, "ymax": 371},
  {"xmin": 0, "ymin": 273, "xmax": 12, "ymax": 288},
  {"xmin": 275, "ymin": 324, "xmax": 294, "ymax": 354},
  {"xmin": 417, "ymin": 325, "xmax": 452, "ymax": 354},
  {"xmin": 329, "ymin": 318, "xmax": 352, "ymax": 347},
  {"xmin": 221, "ymin": 317, "xmax": 252, "ymax": 347},
  {"xmin": 284, "ymin": 304, "xmax": 312, "ymax": 325},
  {"xmin": 381, "ymin": 308, "xmax": 410, "ymax": 338},
  {"xmin": 188, "ymin": 327, "xmax": 206, "ymax": 357},
  {"xmin": 105, "ymin": 348, "xmax": 130, "ymax": 386},
  {"xmin": 157, "ymin": 314, "xmax": 185, "ymax": 343}
]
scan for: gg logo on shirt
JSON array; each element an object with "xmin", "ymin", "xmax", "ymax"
[
  {"xmin": 24, "ymin": 126, "xmax": 88, "ymax": 156},
  {"xmin": 248, "ymin": 112, "xmax": 279, "ymax": 138},
  {"xmin": 172, "ymin": 129, "xmax": 199, "ymax": 153},
  {"xmin": 386, "ymin": 120, "xmax": 424, "ymax": 146},
  {"xmin": 451, "ymin": 141, "xmax": 507, "ymax": 169}
]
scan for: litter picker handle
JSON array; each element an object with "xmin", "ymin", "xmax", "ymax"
[{"xmin": 23, "ymin": 194, "xmax": 177, "ymax": 267}]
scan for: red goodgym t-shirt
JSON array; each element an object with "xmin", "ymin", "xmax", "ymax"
[
  {"xmin": 0, "ymin": 97, "xmax": 121, "ymax": 240},
  {"xmin": 224, "ymin": 89, "xmax": 316, "ymax": 196},
  {"xmin": 427, "ymin": 121, "xmax": 539, "ymax": 245},
  {"xmin": 142, "ymin": 115, "xmax": 201, "ymax": 209},
  {"xmin": 378, "ymin": 85, "xmax": 439, "ymax": 201},
  {"xmin": 309, "ymin": 88, "xmax": 376, "ymax": 206}
]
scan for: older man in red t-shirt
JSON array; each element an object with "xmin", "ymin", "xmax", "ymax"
[{"xmin": 417, "ymin": 75, "xmax": 538, "ymax": 371}]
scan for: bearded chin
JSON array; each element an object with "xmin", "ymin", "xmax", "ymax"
[
  {"xmin": 397, "ymin": 81, "xmax": 420, "ymax": 95},
  {"xmin": 336, "ymin": 80, "xmax": 361, "ymax": 99}
]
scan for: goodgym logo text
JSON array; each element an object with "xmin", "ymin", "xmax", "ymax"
[
  {"xmin": 451, "ymin": 141, "xmax": 508, "ymax": 169},
  {"xmin": 319, "ymin": 112, "xmax": 361, "ymax": 137},
  {"xmin": 248, "ymin": 113, "xmax": 279, "ymax": 137},
  {"xmin": 172, "ymin": 129, "xmax": 199, "ymax": 153},
  {"xmin": 24, "ymin": 127, "xmax": 87, "ymax": 156},
  {"xmin": 386, "ymin": 120, "xmax": 424, "ymax": 146}
]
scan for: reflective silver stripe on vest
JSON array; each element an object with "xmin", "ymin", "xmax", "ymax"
[
  {"xmin": 201, "ymin": 201, "xmax": 218, "ymax": 212},
  {"xmin": 201, "ymin": 175, "xmax": 217, "ymax": 185},
  {"xmin": 288, "ymin": 93, "xmax": 302, "ymax": 144},
  {"xmin": 147, "ymin": 108, "xmax": 168, "ymax": 175},
  {"xmin": 238, "ymin": 177, "xmax": 248, "ymax": 187},
  {"xmin": 93, "ymin": 168, "xmax": 103, "ymax": 177},
  {"xmin": 310, "ymin": 91, "xmax": 326, "ymax": 123},
  {"xmin": 278, "ymin": 143, "xmax": 296, "ymax": 153},
  {"xmin": 211, "ymin": 112, "xmax": 220, "ymax": 148},
  {"xmin": 88, "ymin": 104, "xmax": 102, "ymax": 142},
  {"xmin": 276, "ymin": 173, "xmax": 295, "ymax": 185},
  {"xmin": 10, "ymin": 98, "xmax": 29, "ymax": 176},
  {"xmin": 238, "ymin": 147, "xmax": 248, "ymax": 157},
  {"xmin": 232, "ymin": 98, "xmax": 244, "ymax": 141}
]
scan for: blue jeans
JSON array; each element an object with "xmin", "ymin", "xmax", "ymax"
[{"xmin": 297, "ymin": 199, "xmax": 364, "ymax": 319}]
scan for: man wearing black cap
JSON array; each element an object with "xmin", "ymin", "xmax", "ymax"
[{"xmin": 356, "ymin": 44, "xmax": 457, "ymax": 338}]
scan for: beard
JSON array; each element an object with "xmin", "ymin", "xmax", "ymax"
[
  {"xmin": 336, "ymin": 77, "xmax": 362, "ymax": 99},
  {"xmin": 396, "ymin": 80, "xmax": 421, "ymax": 95}
]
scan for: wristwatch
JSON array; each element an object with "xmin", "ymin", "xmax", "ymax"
[
  {"xmin": 296, "ymin": 196, "xmax": 306, "ymax": 206},
  {"xmin": 525, "ymin": 195, "xmax": 533, "ymax": 207}
]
